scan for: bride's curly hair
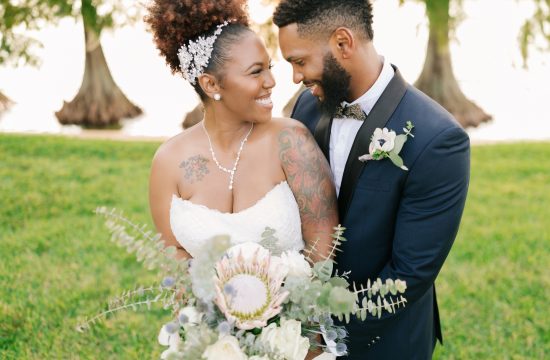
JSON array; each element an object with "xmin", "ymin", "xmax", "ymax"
[{"xmin": 144, "ymin": 0, "xmax": 251, "ymax": 100}]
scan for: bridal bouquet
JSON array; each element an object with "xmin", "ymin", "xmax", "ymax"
[{"xmin": 78, "ymin": 208, "xmax": 407, "ymax": 359}]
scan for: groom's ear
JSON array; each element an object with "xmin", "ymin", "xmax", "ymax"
[
  {"xmin": 198, "ymin": 74, "xmax": 221, "ymax": 100},
  {"xmin": 330, "ymin": 27, "xmax": 355, "ymax": 60}
]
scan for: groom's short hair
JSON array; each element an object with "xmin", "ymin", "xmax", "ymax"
[{"xmin": 273, "ymin": 0, "xmax": 374, "ymax": 41}]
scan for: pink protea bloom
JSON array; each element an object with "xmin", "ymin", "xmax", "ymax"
[{"xmin": 214, "ymin": 242, "xmax": 289, "ymax": 330}]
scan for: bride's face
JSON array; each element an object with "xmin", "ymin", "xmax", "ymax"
[{"xmin": 218, "ymin": 32, "xmax": 276, "ymax": 123}]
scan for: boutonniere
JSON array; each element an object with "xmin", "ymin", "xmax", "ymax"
[{"xmin": 358, "ymin": 121, "xmax": 415, "ymax": 171}]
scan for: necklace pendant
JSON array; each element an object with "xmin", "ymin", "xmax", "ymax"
[{"xmin": 203, "ymin": 120, "xmax": 254, "ymax": 193}]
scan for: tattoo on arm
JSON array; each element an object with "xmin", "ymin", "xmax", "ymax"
[
  {"xmin": 179, "ymin": 155, "xmax": 209, "ymax": 183},
  {"xmin": 278, "ymin": 126, "xmax": 338, "ymax": 257}
]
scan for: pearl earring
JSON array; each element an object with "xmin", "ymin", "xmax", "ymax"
[{"xmin": 213, "ymin": 94, "xmax": 221, "ymax": 101}]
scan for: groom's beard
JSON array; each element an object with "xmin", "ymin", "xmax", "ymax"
[{"xmin": 318, "ymin": 53, "xmax": 352, "ymax": 117}]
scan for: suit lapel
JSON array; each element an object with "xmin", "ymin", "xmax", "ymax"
[
  {"xmin": 338, "ymin": 68, "xmax": 408, "ymax": 222},
  {"xmin": 314, "ymin": 111, "xmax": 333, "ymax": 164}
]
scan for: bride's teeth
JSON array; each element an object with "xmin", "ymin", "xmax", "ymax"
[{"xmin": 256, "ymin": 97, "xmax": 272, "ymax": 106}]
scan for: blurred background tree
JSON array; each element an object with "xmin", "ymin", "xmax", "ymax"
[
  {"xmin": 54, "ymin": 0, "xmax": 142, "ymax": 128},
  {"xmin": 1, "ymin": 0, "xmax": 142, "ymax": 127},
  {"xmin": 399, "ymin": 0, "xmax": 492, "ymax": 128},
  {"xmin": 519, "ymin": 0, "xmax": 550, "ymax": 67},
  {"xmin": 0, "ymin": 0, "xmax": 69, "ymax": 113}
]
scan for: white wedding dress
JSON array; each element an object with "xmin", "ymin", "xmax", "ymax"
[{"xmin": 170, "ymin": 181, "xmax": 304, "ymax": 258}]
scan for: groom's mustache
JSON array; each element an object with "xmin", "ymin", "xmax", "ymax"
[{"xmin": 303, "ymin": 80, "xmax": 320, "ymax": 89}]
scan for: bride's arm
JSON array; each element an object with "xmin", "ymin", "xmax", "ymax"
[
  {"xmin": 149, "ymin": 145, "xmax": 191, "ymax": 260},
  {"xmin": 278, "ymin": 121, "xmax": 339, "ymax": 262}
]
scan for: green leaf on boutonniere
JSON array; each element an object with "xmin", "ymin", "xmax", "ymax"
[
  {"xmin": 393, "ymin": 134, "xmax": 408, "ymax": 155},
  {"xmin": 388, "ymin": 151, "xmax": 408, "ymax": 171}
]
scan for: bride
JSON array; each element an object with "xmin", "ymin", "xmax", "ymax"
[
  {"xmin": 145, "ymin": 1, "xmax": 338, "ymax": 266},
  {"xmin": 145, "ymin": 2, "xmax": 338, "ymax": 358}
]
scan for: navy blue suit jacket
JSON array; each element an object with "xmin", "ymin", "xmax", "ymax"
[{"xmin": 291, "ymin": 68, "xmax": 470, "ymax": 359}]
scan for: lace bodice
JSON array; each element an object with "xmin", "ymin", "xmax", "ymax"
[{"xmin": 170, "ymin": 181, "xmax": 304, "ymax": 258}]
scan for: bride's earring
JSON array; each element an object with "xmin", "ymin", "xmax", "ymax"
[{"xmin": 213, "ymin": 94, "xmax": 221, "ymax": 101}]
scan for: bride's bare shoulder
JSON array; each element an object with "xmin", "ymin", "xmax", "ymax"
[
  {"xmin": 152, "ymin": 123, "xmax": 201, "ymax": 166},
  {"xmin": 267, "ymin": 117, "xmax": 307, "ymax": 133}
]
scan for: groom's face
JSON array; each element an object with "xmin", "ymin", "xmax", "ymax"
[{"xmin": 279, "ymin": 23, "xmax": 351, "ymax": 115}]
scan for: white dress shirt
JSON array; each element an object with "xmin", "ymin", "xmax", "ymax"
[{"xmin": 329, "ymin": 57, "xmax": 395, "ymax": 196}]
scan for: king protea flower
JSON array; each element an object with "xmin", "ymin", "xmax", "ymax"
[{"xmin": 214, "ymin": 242, "xmax": 289, "ymax": 330}]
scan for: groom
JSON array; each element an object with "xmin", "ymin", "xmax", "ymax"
[{"xmin": 274, "ymin": 1, "xmax": 470, "ymax": 359}]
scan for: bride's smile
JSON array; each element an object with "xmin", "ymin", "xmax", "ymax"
[
  {"xmin": 255, "ymin": 92, "xmax": 273, "ymax": 109},
  {"xmin": 210, "ymin": 32, "xmax": 276, "ymax": 124}
]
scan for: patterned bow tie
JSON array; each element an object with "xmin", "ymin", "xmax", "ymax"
[{"xmin": 333, "ymin": 103, "xmax": 367, "ymax": 121}]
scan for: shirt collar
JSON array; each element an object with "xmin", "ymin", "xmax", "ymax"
[{"xmin": 341, "ymin": 56, "xmax": 395, "ymax": 116}]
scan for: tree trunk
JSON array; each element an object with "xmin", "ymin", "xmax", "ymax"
[
  {"xmin": 416, "ymin": 0, "xmax": 491, "ymax": 128},
  {"xmin": 182, "ymin": 103, "xmax": 204, "ymax": 129},
  {"xmin": 0, "ymin": 90, "xmax": 14, "ymax": 114},
  {"xmin": 55, "ymin": 5, "xmax": 141, "ymax": 128}
]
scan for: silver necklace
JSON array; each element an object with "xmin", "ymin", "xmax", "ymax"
[{"xmin": 202, "ymin": 120, "xmax": 254, "ymax": 190}]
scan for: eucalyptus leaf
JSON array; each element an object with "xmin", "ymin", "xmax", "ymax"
[
  {"xmin": 329, "ymin": 277, "xmax": 350, "ymax": 288},
  {"xmin": 314, "ymin": 260, "xmax": 334, "ymax": 282},
  {"xmin": 393, "ymin": 134, "xmax": 408, "ymax": 154},
  {"xmin": 388, "ymin": 152, "xmax": 406, "ymax": 170}
]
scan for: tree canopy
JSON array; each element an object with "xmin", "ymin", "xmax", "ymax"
[{"xmin": 519, "ymin": 0, "xmax": 550, "ymax": 66}]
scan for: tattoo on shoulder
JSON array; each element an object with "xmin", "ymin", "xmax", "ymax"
[
  {"xmin": 278, "ymin": 126, "xmax": 338, "ymax": 228},
  {"xmin": 179, "ymin": 155, "xmax": 209, "ymax": 183}
]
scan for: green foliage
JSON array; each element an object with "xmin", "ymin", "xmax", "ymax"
[
  {"xmin": 519, "ymin": 0, "xmax": 550, "ymax": 66},
  {"xmin": 77, "ymin": 0, "xmax": 141, "ymax": 36},
  {"xmin": 0, "ymin": 134, "xmax": 549, "ymax": 358},
  {"xmin": 74, "ymin": 207, "xmax": 192, "ymax": 332},
  {"xmin": 400, "ymin": 0, "xmax": 549, "ymax": 67},
  {"xmin": 399, "ymin": 0, "xmax": 465, "ymax": 45},
  {"xmin": 0, "ymin": 0, "xmax": 140, "ymax": 66},
  {"xmin": 95, "ymin": 207, "xmax": 187, "ymax": 276},
  {"xmin": 0, "ymin": 0, "xmax": 71, "ymax": 66},
  {"xmin": 259, "ymin": 227, "xmax": 284, "ymax": 256}
]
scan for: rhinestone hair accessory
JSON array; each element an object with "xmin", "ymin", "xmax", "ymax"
[{"xmin": 177, "ymin": 21, "xmax": 231, "ymax": 85}]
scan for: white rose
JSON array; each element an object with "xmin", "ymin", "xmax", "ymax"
[
  {"xmin": 370, "ymin": 128, "xmax": 396, "ymax": 154},
  {"xmin": 158, "ymin": 324, "xmax": 182, "ymax": 359},
  {"xmin": 268, "ymin": 255, "xmax": 288, "ymax": 279},
  {"xmin": 258, "ymin": 322, "xmax": 278, "ymax": 346},
  {"xmin": 280, "ymin": 251, "xmax": 312, "ymax": 279},
  {"xmin": 259, "ymin": 319, "xmax": 310, "ymax": 360},
  {"xmin": 178, "ymin": 306, "xmax": 202, "ymax": 325},
  {"xmin": 249, "ymin": 356, "xmax": 270, "ymax": 360},
  {"xmin": 202, "ymin": 335, "xmax": 247, "ymax": 360}
]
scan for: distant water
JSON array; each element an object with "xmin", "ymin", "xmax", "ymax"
[{"xmin": 1, "ymin": 0, "xmax": 548, "ymax": 142}]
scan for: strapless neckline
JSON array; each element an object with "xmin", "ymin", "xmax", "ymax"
[
  {"xmin": 169, "ymin": 180, "xmax": 304, "ymax": 258},
  {"xmin": 171, "ymin": 181, "xmax": 288, "ymax": 216}
]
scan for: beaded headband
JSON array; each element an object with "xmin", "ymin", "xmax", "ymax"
[{"xmin": 177, "ymin": 21, "xmax": 231, "ymax": 85}]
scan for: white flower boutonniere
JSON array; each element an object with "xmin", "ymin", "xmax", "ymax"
[{"xmin": 359, "ymin": 121, "xmax": 415, "ymax": 171}]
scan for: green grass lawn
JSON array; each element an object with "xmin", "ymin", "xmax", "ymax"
[{"xmin": 0, "ymin": 134, "xmax": 548, "ymax": 359}]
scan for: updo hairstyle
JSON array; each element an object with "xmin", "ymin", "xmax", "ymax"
[{"xmin": 144, "ymin": 0, "xmax": 252, "ymax": 100}]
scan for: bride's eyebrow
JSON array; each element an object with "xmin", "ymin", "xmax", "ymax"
[{"xmin": 244, "ymin": 60, "xmax": 271, "ymax": 72}]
